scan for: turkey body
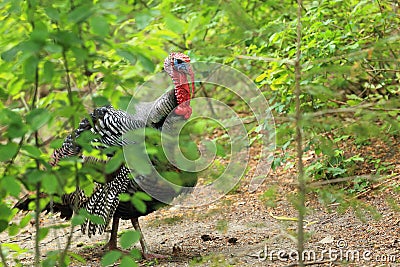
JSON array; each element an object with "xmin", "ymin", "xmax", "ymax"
[{"xmin": 15, "ymin": 52, "xmax": 197, "ymax": 259}]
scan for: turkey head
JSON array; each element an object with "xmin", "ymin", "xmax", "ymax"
[{"xmin": 164, "ymin": 52, "xmax": 195, "ymax": 119}]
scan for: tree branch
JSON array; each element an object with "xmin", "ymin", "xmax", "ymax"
[
  {"xmin": 62, "ymin": 49, "xmax": 74, "ymax": 107},
  {"xmin": 305, "ymin": 103, "xmax": 375, "ymax": 117},
  {"xmin": 294, "ymin": 1, "xmax": 305, "ymax": 267},
  {"xmin": 0, "ymin": 245, "xmax": 9, "ymax": 267},
  {"xmin": 235, "ymin": 55, "xmax": 292, "ymax": 64},
  {"xmin": 307, "ymin": 174, "xmax": 390, "ymax": 187},
  {"xmin": 166, "ymin": 39, "xmax": 187, "ymax": 51}
]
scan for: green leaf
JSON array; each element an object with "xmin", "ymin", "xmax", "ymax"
[
  {"xmin": 71, "ymin": 47, "xmax": 88, "ymax": 63},
  {"xmin": 45, "ymin": 7, "xmax": 60, "ymax": 21},
  {"xmin": 42, "ymin": 253, "xmax": 58, "ymax": 267},
  {"xmin": 6, "ymin": 78, "xmax": 24, "ymax": 97},
  {"xmin": 181, "ymin": 141, "xmax": 200, "ymax": 161},
  {"xmin": 1, "ymin": 44, "xmax": 20, "ymax": 61},
  {"xmin": 76, "ymin": 131, "xmax": 97, "ymax": 153},
  {"xmin": 78, "ymin": 209, "xmax": 89, "ymax": 217},
  {"xmin": 89, "ymin": 214, "xmax": 105, "ymax": 225},
  {"xmin": 0, "ymin": 108, "xmax": 23, "ymax": 126},
  {"xmin": 19, "ymin": 214, "xmax": 32, "ymax": 228},
  {"xmin": 26, "ymin": 169, "xmax": 45, "ymax": 185},
  {"xmin": 72, "ymin": 214, "xmax": 85, "ymax": 226},
  {"xmin": 92, "ymin": 96, "xmax": 110, "ymax": 107},
  {"xmin": 120, "ymin": 230, "xmax": 140, "ymax": 249},
  {"xmin": 129, "ymin": 249, "xmax": 142, "ymax": 259},
  {"xmin": 255, "ymin": 72, "xmax": 267, "ymax": 83},
  {"xmin": 90, "ymin": 16, "xmax": 109, "ymax": 36},
  {"xmin": 191, "ymin": 119, "xmax": 207, "ymax": 134},
  {"xmin": 68, "ymin": 252, "xmax": 86, "ymax": 264},
  {"xmin": 0, "ymin": 142, "xmax": 18, "ymax": 162},
  {"xmin": 117, "ymin": 96, "xmax": 131, "ymax": 111},
  {"xmin": 23, "ymin": 55, "xmax": 39, "ymax": 82},
  {"xmin": 26, "ymin": 108, "xmax": 51, "ymax": 131},
  {"xmin": 117, "ymin": 49, "xmax": 137, "ymax": 64},
  {"xmin": 67, "ymin": 4, "xmax": 94, "ymax": 23},
  {"xmin": 118, "ymin": 193, "xmax": 130, "ymax": 202},
  {"xmin": 164, "ymin": 14, "xmax": 186, "ymax": 34},
  {"xmin": 134, "ymin": 191, "xmax": 152, "ymax": 201},
  {"xmin": 31, "ymin": 21, "xmax": 48, "ymax": 42},
  {"xmin": 6, "ymin": 123, "xmax": 27, "ymax": 138},
  {"xmin": 41, "ymin": 173, "xmax": 58, "ymax": 194},
  {"xmin": 50, "ymin": 139, "xmax": 64, "ymax": 149},
  {"xmin": 137, "ymin": 53, "xmax": 155, "ymax": 72},
  {"xmin": 53, "ymin": 30, "xmax": 80, "ymax": 49},
  {"xmin": 120, "ymin": 255, "xmax": 138, "ymax": 267},
  {"xmin": 22, "ymin": 145, "xmax": 42, "ymax": 159},
  {"xmin": 0, "ymin": 220, "xmax": 8, "ymax": 233},
  {"xmin": 1, "ymin": 176, "xmax": 20, "ymax": 197},
  {"xmin": 0, "ymin": 204, "xmax": 12, "ymax": 220},
  {"xmin": 39, "ymin": 198, "xmax": 50, "ymax": 211},
  {"xmin": 38, "ymin": 227, "xmax": 49, "ymax": 241},
  {"xmin": 131, "ymin": 196, "xmax": 146, "ymax": 214},
  {"xmin": 19, "ymin": 40, "xmax": 42, "ymax": 55},
  {"xmin": 0, "ymin": 109, "xmax": 27, "ymax": 138},
  {"xmin": 44, "ymin": 44, "xmax": 63, "ymax": 54},
  {"xmin": 216, "ymin": 143, "xmax": 227, "ymax": 158},
  {"xmin": 101, "ymin": 250, "xmax": 122, "ymax": 266},
  {"xmin": 221, "ymin": 0, "xmax": 254, "ymax": 31},
  {"xmin": 134, "ymin": 12, "xmax": 153, "ymax": 30},
  {"xmin": 105, "ymin": 151, "xmax": 124, "ymax": 174},
  {"xmin": 162, "ymin": 171, "xmax": 181, "ymax": 185},
  {"xmin": 43, "ymin": 61, "xmax": 55, "ymax": 83},
  {"xmin": 8, "ymin": 223, "xmax": 19, "ymax": 236},
  {"xmin": 2, "ymin": 243, "xmax": 28, "ymax": 254}
]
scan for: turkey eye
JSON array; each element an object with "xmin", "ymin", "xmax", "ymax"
[{"xmin": 174, "ymin": 58, "xmax": 184, "ymax": 65}]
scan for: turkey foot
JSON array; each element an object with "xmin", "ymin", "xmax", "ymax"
[
  {"xmin": 102, "ymin": 217, "xmax": 128, "ymax": 253},
  {"xmin": 102, "ymin": 242, "xmax": 165, "ymax": 260},
  {"xmin": 102, "ymin": 240, "xmax": 129, "ymax": 254},
  {"xmin": 102, "ymin": 240, "xmax": 124, "ymax": 252},
  {"xmin": 130, "ymin": 219, "xmax": 169, "ymax": 260}
]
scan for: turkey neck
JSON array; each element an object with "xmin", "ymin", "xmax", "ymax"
[{"xmin": 172, "ymin": 71, "xmax": 193, "ymax": 119}]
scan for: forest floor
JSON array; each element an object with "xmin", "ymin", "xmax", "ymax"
[{"xmin": 1, "ymin": 137, "xmax": 400, "ymax": 267}]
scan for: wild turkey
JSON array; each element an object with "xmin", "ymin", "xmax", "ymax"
[{"xmin": 15, "ymin": 52, "xmax": 197, "ymax": 259}]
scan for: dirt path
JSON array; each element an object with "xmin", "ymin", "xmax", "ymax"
[
  {"xmin": 2, "ymin": 176, "xmax": 399, "ymax": 267},
  {"xmin": 1, "ymin": 139, "xmax": 399, "ymax": 266}
]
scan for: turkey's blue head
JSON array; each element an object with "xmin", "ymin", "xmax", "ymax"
[{"xmin": 164, "ymin": 52, "xmax": 195, "ymax": 119}]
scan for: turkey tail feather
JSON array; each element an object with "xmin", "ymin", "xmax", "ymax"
[
  {"xmin": 13, "ymin": 192, "xmax": 86, "ymax": 220},
  {"xmin": 50, "ymin": 117, "xmax": 92, "ymax": 166},
  {"xmin": 13, "ymin": 193, "xmax": 37, "ymax": 211},
  {"xmin": 81, "ymin": 165, "xmax": 131, "ymax": 236}
]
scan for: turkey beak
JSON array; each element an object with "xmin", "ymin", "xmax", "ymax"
[{"xmin": 176, "ymin": 62, "xmax": 190, "ymax": 74}]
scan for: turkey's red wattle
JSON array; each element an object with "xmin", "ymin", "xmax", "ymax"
[{"xmin": 173, "ymin": 71, "xmax": 193, "ymax": 119}]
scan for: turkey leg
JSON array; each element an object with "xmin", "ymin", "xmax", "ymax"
[
  {"xmin": 103, "ymin": 217, "xmax": 120, "ymax": 250},
  {"xmin": 131, "ymin": 217, "xmax": 167, "ymax": 259}
]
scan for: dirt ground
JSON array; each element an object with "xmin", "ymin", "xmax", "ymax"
[{"xmin": 1, "ymin": 138, "xmax": 399, "ymax": 267}]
